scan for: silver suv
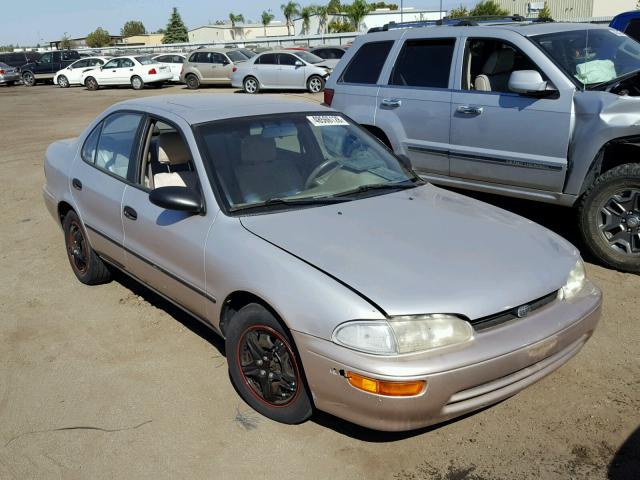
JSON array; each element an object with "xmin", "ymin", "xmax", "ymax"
[
  {"xmin": 180, "ymin": 48, "xmax": 248, "ymax": 89},
  {"xmin": 326, "ymin": 21, "xmax": 640, "ymax": 272}
]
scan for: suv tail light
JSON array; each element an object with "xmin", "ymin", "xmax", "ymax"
[
  {"xmin": 148, "ymin": 68, "xmax": 157, "ymax": 75},
  {"xmin": 323, "ymin": 88, "xmax": 334, "ymax": 106}
]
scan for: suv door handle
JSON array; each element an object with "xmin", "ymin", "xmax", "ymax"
[
  {"xmin": 72, "ymin": 178, "xmax": 82, "ymax": 191},
  {"xmin": 456, "ymin": 105, "xmax": 484, "ymax": 115},
  {"xmin": 123, "ymin": 206, "xmax": 137, "ymax": 221},
  {"xmin": 381, "ymin": 98, "xmax": 402, "ymax": 108}
]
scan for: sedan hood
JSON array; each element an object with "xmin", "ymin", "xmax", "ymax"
[{"xmin": 240, "ymin": 185, "xmax": 579, "ymax": 320}]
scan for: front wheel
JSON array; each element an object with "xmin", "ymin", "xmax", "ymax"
[
  {"xmin": 62, "ymin": 210, "xmax": 111, "ymax": 285},
  {"xmin": 22, "ymin": 71, "xmax": 36, "ymax": 87},
  {"xmin": 307, "ymin": 75, "xmax": 325, "ymax": 93},
  {"xmin": 226, "ymin": 304, "xmax": 313, "ymax": 424},
  {"xmin": 578, "ymin": 163, "xmax": 640, "ymax": 273},
  {"xmin": 243, "ymin": 76, "xmax": 259, "ymax": 94},
  {"xmin": 85, "ymin": 77, "xmax": 98, "ymax": 90},
  {"xmin": 57, "ymin": 75, "xmax": 70, "ymax": 88},
  {"xmin": 131, "ymin": 75, "xmax": 144, "ymax": 90}
]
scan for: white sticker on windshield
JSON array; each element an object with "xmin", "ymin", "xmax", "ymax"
[{"xmin": 307, "ymin": 115, "xmax": 349, "ymax": 127}]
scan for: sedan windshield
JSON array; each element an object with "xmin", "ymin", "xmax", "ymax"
[
  {"xmin": 135, "ymin": 56, "xmax": 155, "ymax": 65},
  {"xmin": 195, "ymin": 113, "xmax": 419, "ymax": 212},
  {"xmin": 532, "ymin": 28, "xmax": 640, "ymax": 88},
  {"xmin": 294, "ymin": 51, "xmax": 324, "ymax": 64}
]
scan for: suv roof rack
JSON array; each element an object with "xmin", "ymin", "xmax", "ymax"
[{"xmin": 369, "ymin": 14, "xmax": 549, "ymax": 33}]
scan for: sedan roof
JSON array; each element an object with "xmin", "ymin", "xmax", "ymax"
[{"xmin": 114, "ymin": 94, "xmax": 330, "ymax": 124}]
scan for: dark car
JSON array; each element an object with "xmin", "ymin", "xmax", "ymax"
[
  {"xmin": 0, "ymin": 51, "xmax": 40, "ymax": 69},
  {"xmin": 21, "ymin": 50, "xmax": 81, "ymax": 86},
  {"xmin": 309, "ymin": 46, "xmax": 348, "ymax": 60},
  {"xmin": 610, "ymin": 11, "xmax": 640, "ymax": 42}
]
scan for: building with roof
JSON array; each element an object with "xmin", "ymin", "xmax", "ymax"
[
  {"xmin": 493, "ymin": 0, "xmax": 636, "ymax": 21},
  {"xmin": 119, "ymin": 33, "xmax": 165, "ymax": 46},
  {"xmin": 188, "ymin": 22, "xmax": 289, "ymax": 43},
  {"xmin": 49, "ymin": 35, "xmax": 123, "ymax": 49}
]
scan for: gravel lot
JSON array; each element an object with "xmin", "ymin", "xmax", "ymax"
[{"xmin": 0, "ymin": 83, "xmax": 638, "ymax": 480}]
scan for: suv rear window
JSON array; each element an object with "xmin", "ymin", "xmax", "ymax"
[
  {"xmin": 339, "ymin": 41, "xmax": 393, "ymax": 84},
  {"xmin": 390, "ymin": 39, "xmax": 455, "ymax": 88}
]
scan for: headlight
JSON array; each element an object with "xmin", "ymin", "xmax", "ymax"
[
  {"xmin": 559, "ymin": 258, "xmax": 587, "ymax": 300},
  {"xmin": 332, "ymin": 314, "xmax": 474, "ymax": 355}
]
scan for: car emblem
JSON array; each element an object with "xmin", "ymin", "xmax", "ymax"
[{"xmin": 517, "ymin": 304, "xmax": 531, "ymax": 318}]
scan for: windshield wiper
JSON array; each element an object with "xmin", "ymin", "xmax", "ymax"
[
  {"xmin": 335, "ymin": 179, "xmax": 423, "ymax": 198},
  {"xmin": 232, "ymin": 196, "xmax": 352, "ymax": 212}
]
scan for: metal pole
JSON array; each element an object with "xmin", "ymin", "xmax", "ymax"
[
  {"xmin": 401, "ymin": 0, "xmax": 403, "ymax": 22},
  {"xmin": 440, "ymin": 0, "xmax": 443, "ymax": 20}
]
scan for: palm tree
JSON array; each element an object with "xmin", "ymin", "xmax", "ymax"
[
  {"xmin": 281, "ymin": 1, "xmax": 300, "ymax": 36},
  {"xmin": 228, "ymin": 12, "xmax": 245, "ymax": 39},
  {"xmin": 300, "ymin": 6, "xmax": 313, "ymax": 35},
  {"xmin": 345, "ymin": 0, "xmax": 371, "ymax": 32},
  {"xmin": 314, "ymin": 5, "xmax": 329, "ymax": 35},
  {"xmin": 261, "ymin": 10, "xmax": 275, "ymax": 36}
]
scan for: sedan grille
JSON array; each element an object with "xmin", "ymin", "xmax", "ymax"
[{"xmin": 470, "ymin": 291, "xmax": 558, "ymax": 331}]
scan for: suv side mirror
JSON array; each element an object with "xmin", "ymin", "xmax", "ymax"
[
  {"xmin": 508, "ymin": 70, "xmax": 553, "ymax": 96},
  {"xmin": 149, "ymin": 186, "xmax": 203, "ymax": 214}
]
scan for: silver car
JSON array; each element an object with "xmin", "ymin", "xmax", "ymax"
[
  {"xmin": 43, "ymin": 95, "xmax": 602, "ymax": 431},
  {"xmin": 0, "ymin": 62, "xmax": 20, "ymax": 86},
  {"xmin": 231, "ymin": 51, "xmax": 331, "ymax": 94}
]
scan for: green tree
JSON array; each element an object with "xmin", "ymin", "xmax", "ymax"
[
  {"xmin": 448, "ymin": 5, "xmax": 469, "ymax": 18},
  {"xmin": 300, "ymin": 6, "xmax": 314, "ymax": 34},
  {"xmin": 537, "ymin": 1, "xmax": 552, "ymax": 21},
  {"xmin": 261, "ymin": 10, "xmax": 275, "ymax": 36},
  {"xmin": 228, "ymin": 13, "xmax": 245, "ymax": 39},
  {"xmin": 86, "ymin": 27, "xmax": 111, "ymax": 48},
  {"xmin": 60, "ymin": 33, "xmax": 73, "ymax": 50},
  {"xmin": 314, "ymin": 5, "xmax": 330, "ymax": 34},
  {"xmin": 328, "ymin": 18, "xmax": 353, "ymax": 32},
  {"xmin": 470, "ymin": 0, "xmax": 509, "ymax": 17},
  {"xmin": 370, "ymin": 2, "xmax": 397, "ymax": 10},
  {"xmin": 345, "ymin": 0, "xmax": 373, "ymax": 32},
  {"xmin": 121, "ymin": 20, "xmax": 146, "ymax": 37},
  {"xmin": 281, "ymin": 1, "xmax": 300, "ymax": 36},
  {"xmin": 162, "ymin": 7, "xmax": 189, "ymax": 44},
  {"xmin": 327, "ymin": 0, "xmax": 342, "ymax": 13}
]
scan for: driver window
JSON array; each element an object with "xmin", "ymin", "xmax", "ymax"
[
  {"xmin": 94, "ymin": 113, "xmax": 143, "ymax": 181},
  {"xmin": 463, "ymin": 39, "xmax": 546, "ymax": 93},
  {"xmin": 139, "ymin": 119, "xmax": 198, "ymax": 191},
  {"xmin": 104, "ymin": 59, "xmax": 119, "ymax": 69},
  {"xmin": 40, "ymin": 53, "xmax": 52, "ymax": 64},
  {"xmin": 278, "ymin": 54, "xmax": 298, "ymax": 66}
]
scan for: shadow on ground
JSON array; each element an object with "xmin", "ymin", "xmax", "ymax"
[{"xmin": 608, "ymin": 426, "xmax": 640, "ymax": 480}]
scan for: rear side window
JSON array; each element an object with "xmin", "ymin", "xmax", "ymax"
[
  {"xmin": 81, "ymin": 124, "xmax": 102, "ymax": 164},
  {"xmin": 340, "ymin": 41, "xmax": 393, "ymax": 84},
  {"xmin": 625, "ymin": 19, "xmax": 640, "ymax": 42},
  {"xmin": 390, "ymin": 39, "xmax": 456, "ymax": 88},
  {"xmin": 257, "ymin": 53, "xmax": 278, "ymax": 65}
]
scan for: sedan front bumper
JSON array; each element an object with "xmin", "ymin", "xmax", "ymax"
[{"xmin": 293, "ymin": 282, "xmax": 602, "ymax": 431}]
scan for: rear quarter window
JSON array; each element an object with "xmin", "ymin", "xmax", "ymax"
[{"xmin": 339, "ymin": 41, "xmax": 394, "ymax": 84}]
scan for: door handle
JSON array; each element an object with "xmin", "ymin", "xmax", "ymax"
[
  {"xmin": 381, "ymin": 98, "xmax": 402, "ymax": 108},
  {"xmin": 456, "ymin": 105, "xmax": 484, "ymax": 115},
  {"xmin": 123, "ymin": 206, "xmax": 137, "ymax": 221},
  {"xmin": 72, "ymin": 178, "xmax": 82, "ymax": 191}
]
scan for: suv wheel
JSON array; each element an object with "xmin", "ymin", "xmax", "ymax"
[
  {"xmin": 131, "ymin": 76, "xmax": 144, "ymax": 90},
  {"xmin": 578, "ymin": 163, "xmax": 640, "ymax": 273},
  {"xmin": 57, "ymin": 75, "xmax": 70, "ymax": 88},
  {"xmin": 307, "ymin": 75, "xmax": 325, "ymax": 93},
  {"xmin": 22, "ymin": 71, "xmax": 35, "ymax": 87},
  {"xmin": 62, "ymin": 210, "xmax": 111, "ymax": 285},
  {"xmin": 85, "ymin": 77, "xmax": 98, "ymax": 91},
  {"xmin": 243, "ymin": 76, "xmax": 259, "ymax": 94},
  {"xmin": 185, "ymin": 74, "xmax": 200, "ymax": 89},
  {"xmin": 226, "ymin": 304, "xmax": 313, "ymax": 424}
]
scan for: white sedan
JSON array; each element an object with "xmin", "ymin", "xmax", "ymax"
[
  {"xmin": 81, "ymin": 56, "xmax": 173, "ymax": 91},
  {"xmin": 152, "ymin": 53, "xmax": 186, "ymax": 82},
  {"xmin": 54, "ymin": 56, "xmax": 110, "ymax": 88}
]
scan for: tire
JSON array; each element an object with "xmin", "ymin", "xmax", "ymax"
[
  {"xmin": 131, "ymin": 75, "xmax": 144, "ymax": 90},
  {"xmin": 226, "ymin": 304, "xmax": 313, "ymax": 424},
  {"xmin": 243, "ymin": 76, "xmax": 259, "ymax": 94},
  {"xmin": 85, "ymin": 77, "xmax": 98, "ymax": 91},
  {"xmin": 57, "ymin": 75, "xmax": 69, "ymax": 88},
  {"xmin": 62, "ymin": 210, "xmax": 111, "ymax": 285},
  {"xmin": 22, "ymin": 71, "xmax": 35, "ymax": 87},
  {"xmin": 578, "ymin": 163, "xmax": 640, "ymax": 273},
  {"xmin": 185, "ymin": 74, "xmax": 200, "ymax": 89},
  {"xmin": 307, "ymin": 75, "xmax": 325, "ymax": 93}
]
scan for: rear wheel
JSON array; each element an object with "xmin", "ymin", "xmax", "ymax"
[
  {"xmin": 185, "ymin": 74, "xmax": 200, "ymax": 89},
  {"xmin": 226, "ymin": 304, "xmax": 313, "ymax": 424},
  {"xmin": 131, "ymin": 76, "xmax": 144, "ymax": 90},
  {"xmin": 22, "ymin": 71, "xmax": 35, "ymax": 87},
  {"xmin": 57, "ymin": 75, "xmax": 70, "ymax": 88},
  {"xmin": 62, "ymin": 210, "xmax": 111, "ymax": 285},
  {"xmin": 578, "ymin": 163, "xmax": 640, "ymax": 273},
  {"xmin": 307, "ymin": 75, "xmax": 325, "ymax": 93},
  {"xmin": 243, "ymin": 76, "xmax": 259, "ymax": 94},
  {"xmin": 85, "ymin": 77, "xmax": 98, "ymax": 91}
]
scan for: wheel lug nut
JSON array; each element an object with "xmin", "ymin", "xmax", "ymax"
[
  {"xmin": 256, "ymin": 359, "xmax": 263, "ymax": 366},
  {"xmin": 263, "ymin": 356, "xmax": 268, "ymax": 361},
  {"xmin": 260, "ymin": 370, "xmax": 266, "ymax": 376},
  {"xmin": 268, "ymin": 372, "xmax": 274, "ymax": 379}
]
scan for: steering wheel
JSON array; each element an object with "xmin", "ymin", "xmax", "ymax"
[{"xmin": 305, "ymin": 159, "xmax": 341, "ymax": 189}]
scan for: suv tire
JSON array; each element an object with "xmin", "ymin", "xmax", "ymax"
[
  {"xmin": 185, "ymin": 74, "xmax": 200, "ymax": 89},
  {"xmin": 22, "ymin": 71, "xmax": 36, "ymax": 87},
  {"xmin": 578, "ymin": 163, "xmax": 640, "ymax": 273},
  {"xmin": 62, "ymin": 210, "xmax": 112, "ymax": 285}
]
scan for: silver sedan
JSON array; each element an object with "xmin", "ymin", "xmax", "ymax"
[
  {"xmin": 43, "ymin": 95, "xmax": 601, "ymax": 431},
  {"xmin": 0, "ymin": 62, "xmax": 20, "ymax": 86}
]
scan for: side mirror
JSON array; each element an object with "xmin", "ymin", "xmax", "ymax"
[
  {"xmin": 508, "ymin": 70, "xmax": 553, "ymax": 96},
  {"xmin": 295, "ymin": 60, "xmax": 304, "ymax": 67},
  {"xmin": 149, "ymin": 186, "xmax": 203, "ymax": 214}
]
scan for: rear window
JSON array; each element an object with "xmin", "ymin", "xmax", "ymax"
[
  {"xmin": 339, "ymin": 41, "xmax": 393, "ymax": 84},
  {"xmin": 390, "ymin": 38, "xmax": 456, "ymax": 88}
]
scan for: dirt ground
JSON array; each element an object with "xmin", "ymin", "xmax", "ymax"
[{"xmin": 0, "ymin": 83, "xmax": 638, "ymax": 480}]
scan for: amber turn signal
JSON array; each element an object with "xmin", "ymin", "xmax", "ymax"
[{"xmin": 346, "ymin": 372, "xmax": 426, "ymax": 397}]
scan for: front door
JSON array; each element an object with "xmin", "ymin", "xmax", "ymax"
[
  {"xmin": 209, "ymin": 52, "xmax": 233, "ymax": 83},
  {"xmin": 100, "ymin": 58, "xmax": 124, "ymax": 85},
  {"xmin": 277, "ymin": 53, "xmax": 305, "ymax": 88},
  {"xmin": 375, "ymin": 36, "xmax": 458, "ymax": 176},
  {"xmin": 449, "ymin": 37, "xmax": 572, "ymax": 191}
]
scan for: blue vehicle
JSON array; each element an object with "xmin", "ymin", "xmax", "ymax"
[{"xmin": 610, "ymin": 11, "xmax": 640, "ymax": 42}]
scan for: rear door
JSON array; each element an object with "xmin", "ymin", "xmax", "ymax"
[
  {"xmin": 255, "ymin": 53, "xmax": 279, "ymax": 87},
  {"xmin": 449, "ymin": 35, "xmax": 572, "ymax": 191},
  {"xmin": 277, "ymin": 53, "xmax": 305, "ymax": 88},
  {"xmin": 376, "ymin": 35, "xmax": 458, "ymax": 176}
]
